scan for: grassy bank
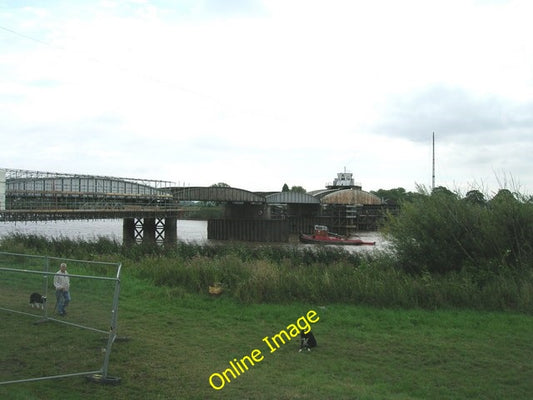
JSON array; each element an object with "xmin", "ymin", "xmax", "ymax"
[{"xmin": 1, "ymin": 273, "xmax": 532, "ymax": 399}]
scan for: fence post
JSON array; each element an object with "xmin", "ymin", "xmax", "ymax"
[
  {"xmin": 44, "ymin": 257, "xmax": 50, "ymax": 319},
  {"xmin": 88, "ymin": 263, "xmax": 122, "ymax": 385},
  {"xmin": 0, "ymin": 169, "xmax": 5, "ymax": 210}
]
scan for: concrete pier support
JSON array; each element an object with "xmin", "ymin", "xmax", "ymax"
[
  {"xmin": 142, "ymin": 218, "xmax": 157, "ymax": 245},
  {"xmin": 122, "ymin": 218, "xmax": 136, "ymax": 245},
  {"xmin": 163, "ymin": 217, "xmax": 177, "ymax": 245},
  {"xmin": 208, "ymin": 219, "xmax": 289, "ymax": 242}
]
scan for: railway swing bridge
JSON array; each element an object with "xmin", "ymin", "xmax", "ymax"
[{"xmin": 0, "ymin": 168, "xmax": 395, "ymax": 244}]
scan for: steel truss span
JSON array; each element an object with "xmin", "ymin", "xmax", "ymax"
[
  {"xmin": 0, "ymin": 168, "xmax": 180, "ymax": 220},
  {"xmin": 2, "ymin": 168, "xmax": 174, "ymax": 188}
]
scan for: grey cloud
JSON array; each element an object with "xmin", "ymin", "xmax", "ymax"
[{"xmin": 371, "ymin": 86, "xmax": 533, "ymax": 144}]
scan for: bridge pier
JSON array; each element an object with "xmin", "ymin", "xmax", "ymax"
[
  {"xmin": 143, "ymin": 218, "xmax": 157, "ymax": 245},
  {"xmin": 164, "ymin": 217, "xmax": 177, "ymax": 243},
  {"xmin": 122, "ymin": 218, "xmax": 136, "ymax": 245},
  {"xmin": 122, "ymin": 217, "xmax": 177, "ymax": 245}
]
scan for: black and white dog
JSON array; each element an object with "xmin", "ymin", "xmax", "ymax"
[
  {"xmin": 299, "ymin": 330, "xmax": 317, "ymax": 352},
  {"xmin": 29, "ymin": 292, "xmax": 46, "ymax": 309}
]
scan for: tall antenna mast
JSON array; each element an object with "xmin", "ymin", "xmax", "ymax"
[{"xmin": 432, "ymin": 132, "xmax": 435, "ymax": 190}]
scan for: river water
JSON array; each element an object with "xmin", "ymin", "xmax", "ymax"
[{"xmin": 0, "ymin": 220, "xmax": 388, "ymax": 253}]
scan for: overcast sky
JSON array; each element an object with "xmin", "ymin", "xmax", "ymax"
[{"xmin": 1, "ymin": 0, "xmax": 532, "ymax": 195}]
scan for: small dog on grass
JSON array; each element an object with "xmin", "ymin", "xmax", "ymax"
[
  {"xmin": 299, "ymin": 330, "xmax": 317, "ymax": 352},
  {"xmin": 29, "ymin": 292, "xmax": 46, "ymax": 309}
]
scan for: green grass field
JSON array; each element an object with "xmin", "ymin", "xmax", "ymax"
[{"xmin": 1, "ymin": 272, "xmax": 532, "ymax": 400}]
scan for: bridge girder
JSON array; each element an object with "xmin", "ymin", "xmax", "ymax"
[
  {"xmin": 265, "ymin": 192, "xmax": 320, "ymax": 204},
  {"xmin": 168, "ymin": 186, "xmax": 266, "ymax": 203}
]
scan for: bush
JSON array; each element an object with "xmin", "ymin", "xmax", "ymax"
[{"xmin": 385, "ymin": 186, "xmax": 533, "ymax": 274}]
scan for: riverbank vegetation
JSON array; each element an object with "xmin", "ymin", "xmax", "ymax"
[{"xmin": 2, "ymin": 233, "xmax": 531, "ymax": 313}]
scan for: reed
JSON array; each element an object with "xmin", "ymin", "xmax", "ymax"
[
  {"xmin": 2, "ymin": 231, "xmax": 532, "ymax": 313},
  {"xmin": 122, "ymin": 250, "xmax": 533, "ymax": 313},
  {"xmin": 385, "ymin": 186, "xmax": 533, "ymax": 274}
]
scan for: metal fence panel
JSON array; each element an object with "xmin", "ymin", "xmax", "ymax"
[{"xmin": 0, "ymin": 251, "xmax": 121, "ymax": 385}]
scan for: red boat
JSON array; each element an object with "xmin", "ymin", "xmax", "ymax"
[{"xmin": 299, "ymin": 225, "xmax": 375, "ymax": 246}]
